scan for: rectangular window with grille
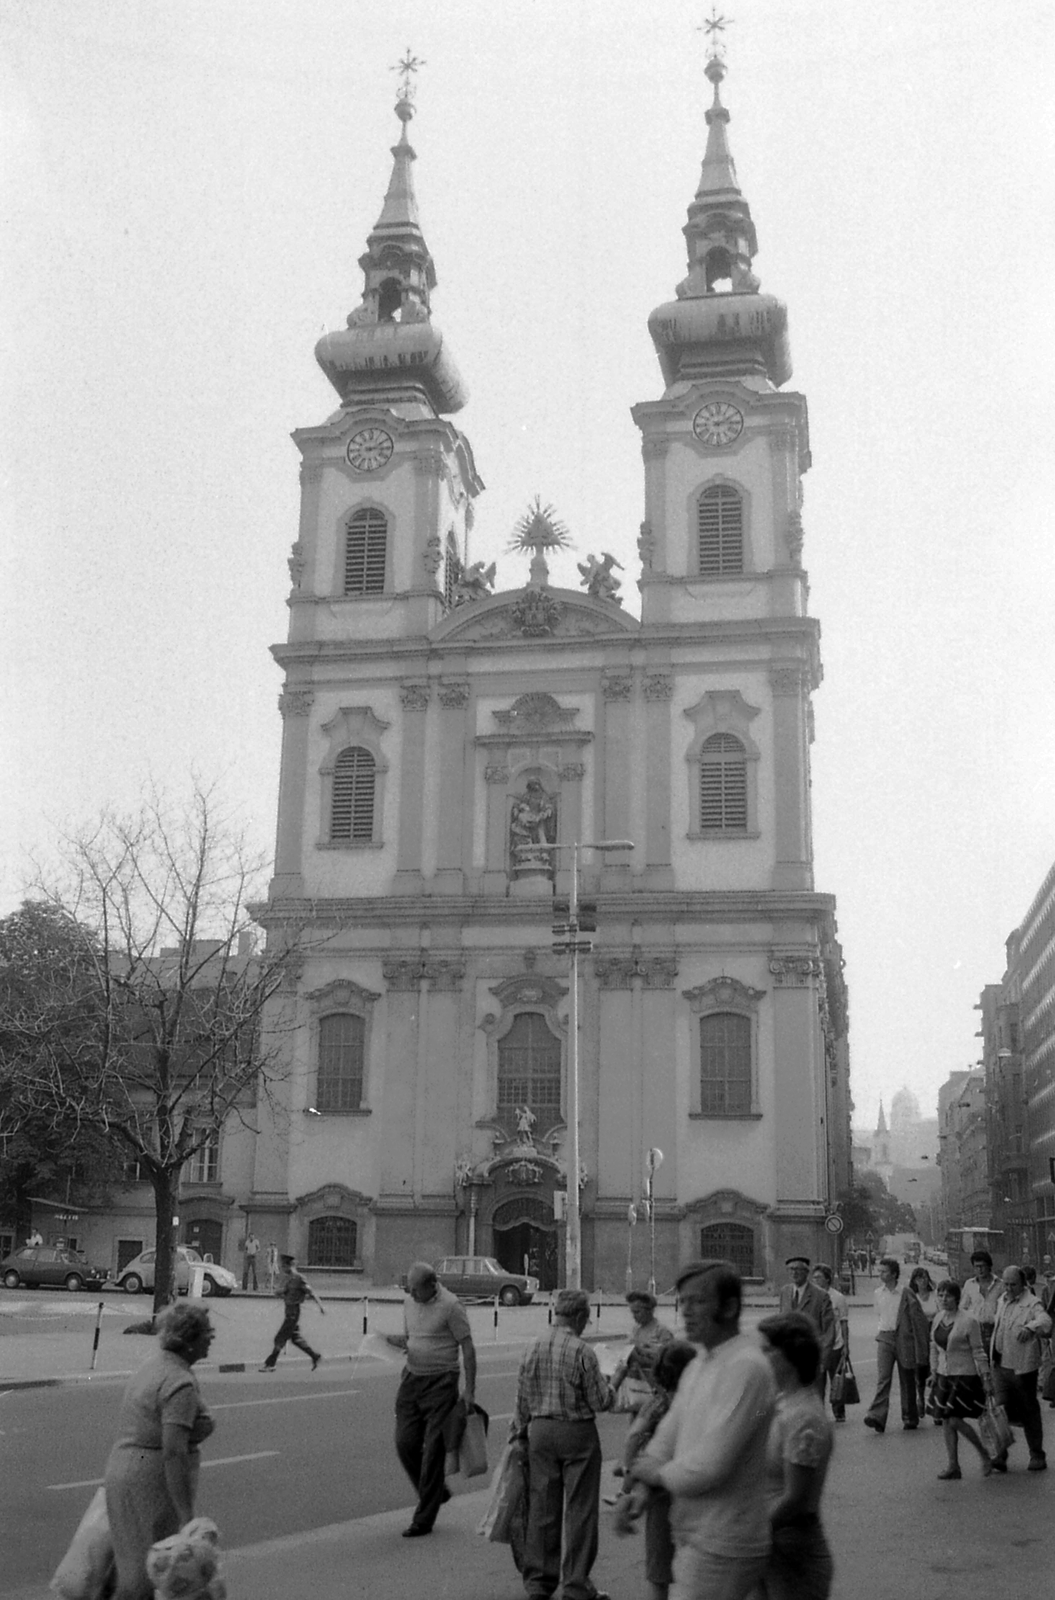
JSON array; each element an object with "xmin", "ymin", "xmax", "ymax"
[
  {"xmin": 700, "ymin": 1013, "xmax": 752, "ymax": 1115},
  {"xmin": 317, "ymin": 1014, "xmax": 365, "ymax": 1111},
  {"xmin": 698, "ymin": 486, "xmax": 744, "ymax": 577}
]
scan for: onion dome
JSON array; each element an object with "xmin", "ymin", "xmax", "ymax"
[
  {"xmin": 647, "ymin": 57, "xmax": 791, "ymax": 389},
  {"xmin": 316, "ymin": 96, "xmax": 467, "ymax": 414}
]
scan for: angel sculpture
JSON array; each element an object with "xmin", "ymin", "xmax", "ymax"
[
  {"xmin": 453, "ymin": 559, "xmax": 497, "ymax": 605},
  {"xmin": 577, "ymin": 551, "xmax": 624, "ymax": 604}
]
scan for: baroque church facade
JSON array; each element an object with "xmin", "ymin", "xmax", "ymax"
[{"xmin": 249, "ymin": 56, "xmax": 851, "ymax": 1291}]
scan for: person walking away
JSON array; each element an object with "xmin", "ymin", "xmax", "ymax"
[
  {"xmin": 259, "ymin": 1252, "xmax": 324, "ymax": 1372},
  {"xmin": 960, "ymin": 1251, "xmax": 1001, "ymax": 1353},
  {"xmin": 513, "ymin": 1287, "xmax": 614, "ymax": 1600},
  {"xmin": 612, "ymin": 1341, "xmax": 697, "ymax": 1600},
  {"xmin": 810, "ymin": 1266, "xmax": 848, "ymax": 1421},
  {"xmin": 778, "ymin": 1259, "xmax": 835, "ymax": 1394},
  {"xmin": 908, "ymin": 1267, "xmax": 939, "ymax": 1419},
  {"xmin": 105, "ymin": 1304, "xmax": 216, "ymax": 1600},
  {"xmin": 756, "ymin": 1313, "xmax": 834, "ymax": 1600},
  {"xmin": 632, "ymin": 1258, "xmax": 776, "ymax": 1600},
  {"xmin": 387, "ymin": 1260, "xmax": 476, "ymax": 1537},
  {"xmin": 242, "ymin": 1230, "xmax": 260, "ymax": 1292},
  {"xmin": 863, "ymin": 1256, "xmax": 929, "ymax": 1433},
  {"xmin": 988, "ymin": 1263, "xmax": 1052, "ymax": 1473},
  {"xmin": 927, "ymin": 1278, "xmax": 993, "ymax": 1479}
]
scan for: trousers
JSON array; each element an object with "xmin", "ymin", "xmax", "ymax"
[
  {"xmin": 262, "ymin": 1306, "xmax": 318, "ymax": 1368},
  {"xmin": 670, "ymin": 1543, "xmax": 768, "ymax": 1600},
  {"xmin": 523, "ymin": 1417, "xmax": 602, "ymax": 1600},
  {"xmin": 865, "ymin": 1332, "xmax": 918, "ymax": 1428},
  {"xmin": 394, "ymin": 1369, "xmax": 460, "ymax": 1532},
  {"xmin": 992, "ymin": 1363, "xmax": 1046, "ymax": 1459}
]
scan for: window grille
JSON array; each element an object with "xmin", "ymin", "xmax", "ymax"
[
  {"xmin": 331, "ymin": 747, "xmax": 376, "ymax": 841},
  {"xmin": 317, "ymin": 1014, "xmax": 365, "ymax": 1111},
  {"xmin": 308, "ymin": 1215, "xmax": 357, "ymax": 1268},
  {"xmin": 700, "ymin": 1222, "xmax": 755, "ymax": 1277},
  {"xmin": 699, "ymin": 734, "xmax": 747, "ymax": 830},
  {"xmin": 344, "ymin": 509, "xmax": 387, "ymax": 595},
  {"xmin": 700, "ymin": 1012, "xmax": 752, "ymax": 1115},
  {"xmin": 498, "ymin": 1012, "xmax": 562, "ymax": 1119},
  {"xmin": 697, "ymin": 485, "xmax": 743, "ymax": 576}
]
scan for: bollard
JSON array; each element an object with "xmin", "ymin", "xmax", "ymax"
[
  {"xmin": 90, "ymin": 1301, "xmax": 104, "ymax": 1371},
  {"xmin": 494, "ymin": 1294, "xmax": 500, "ymax": 1342},
  {"xmin": 547, "ymin": 1301, "xmax": 553, "ymax": 1325},
  {"xmin": 596, "ymin": 1297, "xmax": 601, "ymax": 1326},
  {"xmin": 362, "ymin": 1296, "xmax": 369, "ymax": 1337}
]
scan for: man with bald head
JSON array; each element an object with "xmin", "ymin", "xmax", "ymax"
[
  {"xmin": 387, "ymin": 1260, "xmax": 477, "ymax": 1535},
  {"xmin": 988, "ymin": 1263, "xmax": 1051, "ymax": 1472}
]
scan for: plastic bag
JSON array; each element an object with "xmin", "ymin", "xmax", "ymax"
[
  {"xmin": 613, "ymin": 1376, "xmax": 653, "ymax": 1414},
  {"xmin": 50, "ymin": 1485, "xmax": 114, "ymax": 1600},
  {"xmin": 478, "ymin": 1439, "xmax": 528, "ymax": 1544},
  {"xmin": 460, "ymin": 1405, "xmax": 490, "ymax": 1478},
  {"xmin": 978, "ymin": 1399, "xmax": 1014, "ymax": 1458}
]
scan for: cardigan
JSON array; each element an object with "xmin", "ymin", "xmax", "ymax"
[{"xmin": 930, "ymin": 1310, "xmax": 990, "ymax": 1380}]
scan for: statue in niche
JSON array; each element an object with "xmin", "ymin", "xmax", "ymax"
[
  {"xmin": 577, "ymin": 551, "xmax": 624, "ymax": 604},
  {"xmin": 509, "ymin": 778, "xmax": 557, "ymax": 875},
  {"xmin": 515, "ymin": 1105, "xmax": 537, "ymax": 1144}
]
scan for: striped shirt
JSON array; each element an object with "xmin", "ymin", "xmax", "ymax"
[{"xmin": 514, "ymin": 1324, "xmax": 613, "ymax": 1428}]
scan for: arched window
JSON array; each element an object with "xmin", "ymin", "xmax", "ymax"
[
  {"xmin": 317, "ymin": 1014, "xmax": 365, "ymax": 1110},
  {"xmin": 377, "ymin": 279, "xmax": 402, "ymax": 322},
  {"xmin": 331, "ymin": 747, "xmax": 376, "ymax": 842},
  {"xmin": 498, "ymin": 1012, "xmax": 562, "ymax": 1124},
  {"xmin": 697, "ymin": 485, "xmax": 743, "ymax": 576},
  {"xmin": 704, "ymin": 247, "xmax": 734, "ymax": 293},
  {"xmin": 700, "ymin": 1012, "xmax": 752, "ymax": 1115},
  {"xmin": 308, "ymin": 1215, "xmax": 357, "ymax": 1268},
  {"xmin": 700, "ymin": 1222, "xmax": 755, "ymax": 1278},
  {"xmin": 699, "ymin": 733, "xmax": 747, "ymax": 831},
  {"xmin": 344, "ymin": 509, "xmax": 387, "ymax": 595}
]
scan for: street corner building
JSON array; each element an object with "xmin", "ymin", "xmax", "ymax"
[{"xmin": 246, "ymin": 55, "xmax": 852, "ymax": 1293}]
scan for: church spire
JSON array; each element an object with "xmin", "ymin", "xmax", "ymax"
[
  {"xmin": 876, "ymin": 1100, "xmax": 888, "ymax": 1134},
  {"xmin": 315, "ymin": 58, "xmax": 467, "ymax": 416}
]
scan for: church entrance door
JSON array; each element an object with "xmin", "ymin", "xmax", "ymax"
[{"xmin": 492, "ymin": 1196, "xmax": 559, "ymax": 1290}]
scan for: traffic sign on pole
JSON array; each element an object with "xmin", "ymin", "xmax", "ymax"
[{"xmin": 824, "ymin": 1214, "xmax": 844, "ymax": 1235}]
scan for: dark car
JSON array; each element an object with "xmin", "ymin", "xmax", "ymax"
[
  {"xmin": 1, "ymin": 1245, "xmax": 109, "ymax": 1292},
  {"xmin": 436, "ymin": 1255, "xmax": 538, "ymax": 1306}
]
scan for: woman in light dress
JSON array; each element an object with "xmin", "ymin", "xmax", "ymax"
[{"xmin": 756, "ymin": 1312, "xmax": 834, "ymax": 1600}]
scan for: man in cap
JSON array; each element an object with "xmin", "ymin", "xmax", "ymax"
[
  {"xmin": 631, "ymin": 1259, "xmax": 776, "ymax": 1600},
  {"xmin": 988, "ymin": 1264, "xmax": 1052, "ymax": 1472},
  {"xmin": 259, "ymin": 1251, "xmax": 324, "ymax": 1372},
  {"xmin": 386, "ymin": 1261, "xmax": 477, "ymax": 1537},
  {"xmin": 513, "ymin": 1287, "xmax": 614, "ymax": 1600},
  {"xmin": 778, "ymin": 1257, "xmax": 835, "ymax": 1391}
]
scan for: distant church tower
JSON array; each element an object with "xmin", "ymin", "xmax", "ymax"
[{"xmin": 249, "ymin": 46, "xmax": 850, "ymax": 1288}]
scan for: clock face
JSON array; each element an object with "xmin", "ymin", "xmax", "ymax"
[
  {"xmin": 692, "ymin": 402, "xmax": 744, "ymax": 448},
  {"xmin": 346, "ymin": 427, "xmax": 394, "ymax": 472}
]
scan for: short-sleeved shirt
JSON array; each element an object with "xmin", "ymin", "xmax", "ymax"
[
  {"xmin": 827, "ymin": 1288, "xmax": 848, "ymax": 1350},
  {"xmin": 403, "ymin": 1284, "xmax": 472, "ymax": 1375},
  {"xmin": 765, "ymin": 1387, "xmax": 833, "ymax": 1516},
  {"xmin": 279, "ymin": 1269, "xmax": 311, "ymax": 1310},
  {"xmin": 111, "ymin": 1350, "xmax": 210, "ymax": 1451}
]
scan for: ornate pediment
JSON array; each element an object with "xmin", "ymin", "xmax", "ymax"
[
  {"xmin": 494, "ymin": 693, "xmax": 578, "ymax": 733},
  {"xmin": 682, "ymin": 976, "xmax": 765, "ymax": 1013},
  {"xmin": 432, "ymin": 586, "xmax": 639, "ymax": 644},
  {"xmin": 486, "ymin": 974, "xmax": 568, "ymax": 1011},
  {"xmin": 305, "ymin": 978, "xmax": 381, "ymax": 1010}
]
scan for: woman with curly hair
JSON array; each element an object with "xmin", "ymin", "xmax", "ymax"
[
  {"xmin": 104, "ymin": 1302, "xmax": 217, "ymax": 1599},
  {"xmin": 756, "ymin": 1312, "xmax": 834, "ymax": 1600},
  {"xmin": 928, "ymin": 1278, "xmax": 994, "ymax": 1479}
]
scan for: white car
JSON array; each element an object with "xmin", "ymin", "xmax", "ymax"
[{"xmin": 116, "ymin": 1245, "xmax": 237, "ymax": 1298}]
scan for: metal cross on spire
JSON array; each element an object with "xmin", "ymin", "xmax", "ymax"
[
  {"xmin": 392, "ymin": 48, "xmax": 426, "ymax": 103},
  {"xmin": 698, "ymin": 6, "xmax": 732, "ymax": 62}
]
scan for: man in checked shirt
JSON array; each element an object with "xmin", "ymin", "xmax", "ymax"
[{"xmin": 513, "ymin": 1287, "xmax": 615, "ymax": 1600}]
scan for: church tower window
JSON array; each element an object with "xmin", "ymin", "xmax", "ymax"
[
  {"xmin": 697, "ymin": 485, "xmax": 743, "ymax": 576},
  {"xmin": 699, "ymin": 733, "xmax": 748, "ymax": 831},
  {"xmin": 344, "ymin": 509, "xmax": 388, "ymax": 595},
  {"xmin": 316, "ymin": 1014, "xmax": 365, "ymax": 1111},
  {"xmin": 497, "ymin": 1012, "xmax": 562, "ymax": 1123},
  {"xmin": 700, "ymin": 1012, "xmax": 752, "ymax": 1115},
  {"xmin": 330, "ymin": 747, "xmax": 376, "ymax": 842}
]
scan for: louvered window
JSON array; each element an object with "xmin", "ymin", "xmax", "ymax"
[
  {"xmin": 498, "ymin": 1012, "xmax": 562, "ymax": 1119},
  {"xmin": 697, "ymin": 485, "xmax": 743, "ymax": 576},
  {"xmin": 317, "ymin": 1015, "xmax": 365, "ymax": 1110},
  {"xmin": 700, "ymin": 1012, "xmax": 752, "ymax": 1115},
  {"xmin": 344, "ymin": 509, "xmax": 387, "ymax": 595},
  {"xmin": 699, "ymin": 734, "xmax": 747, "ymax": 830},
  {"xmin": 331, "ymin": 746, "xmax": 376, "ymax": 841}
]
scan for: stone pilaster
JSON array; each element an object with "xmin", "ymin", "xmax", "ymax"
[
  {"xmin": 434, "ymin": 682, "xmax": 471, "ymax": 889},
  {"xmin": 395, "ymin": 682, "xmax": 430, "ymax": 891},
  {"xmin": 601, "ymin": 675, "xmax": 632, "ymax": 883},
  {"xmin": 482, "ymin": 757, "xmax": 511, "ymax": 893},
  {"xmin": 769, "ymin": 665, "xmax": 812, "ymax": 890},
  {"xmin": 639, "ymin": 437, "xmax": 671, "ymax": 625},
  {"xmin": 767, "ymin": 951, "xmax": 827, "ymax": 1221},
  {"xmin": 643, "ymin": 671, "xmax": 674, "ymax": 887},
  {"xmin": 269, "ymin": 686, "xmax": 314, "ymax": 898}
]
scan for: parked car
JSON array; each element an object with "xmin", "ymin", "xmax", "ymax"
[
  {"xmin": 436, "ymin": 1255, "xmax": 538, "ymax": 1306},
  {"xmin": 115, "ymin": 1245, "xmax": 237, "ymax": 1298},
  {"xmin": 1, "ymin": 1245, "xmax": 109, "ymax": 1292}
]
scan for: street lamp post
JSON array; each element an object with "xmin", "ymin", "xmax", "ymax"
[
  {"xmin": 646, "ymin": 1146, "xmax": 664, "ymax": 1297},
  {"xmin": 529, "ymin": 835, "xmax": 634, "ymax": 1290}
]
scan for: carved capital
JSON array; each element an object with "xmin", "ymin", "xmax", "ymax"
[
  {"xmin": 642, "ymin": 437, "xmax": 671, "ymax": 461},
  {"xmin": 769, "ymin": 666, "xmax": 809, "ymax": 698},
  {"xmin": 602, "ymin": 674, "xmax": 632, "ymax": 702},
  {"xmin": 484, "ymin": 763, "xmax": 510, "ymax": 785},
  {"xmin": 382, "ymin": 955, "xmax": 466, "ymax": 991},
  {"xmin": 769, "ymin": 953, "xmax": 821, "ymax": 988},
  {"xmin": 771, "ymin": 427, "xmax": 799, "ymax": 456},
  {"xmin": 439, "ymin": 682, "xmax": 471, "ymax": 709},
  {"xmin": 278, "ymin": 688, "xmax": 314, "ymax": 718},
  {"xmin": 644, "ymin": 673, "xmax": 674, "ymax": 702},
  {"xmin": 422, "ymin": 532, "xmax": 443, "ymax": 575},
  {"xmin": 414, "ymin": 453, "xmax": 445, "ymax": 479},
  {"xmin": 596, "ymin": 952, "xmax": 678, "ymax": 990},
  {"xmin": 784, "ymin": 510, "xmax": 804, "ymax": 564},
  {"xmin": 400, "ymin": 683, "xmax": 430, "ymax": 711},
  {"xmin": 559, "ymin": 762, "xmax": 586, "ymax": 782}
]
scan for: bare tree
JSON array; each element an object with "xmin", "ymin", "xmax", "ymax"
[{"xmin": 8, "ymin": 785, "xmax": 302, "ymax": 1312}]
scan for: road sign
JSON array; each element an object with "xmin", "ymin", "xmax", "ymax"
[
  {"xmin": 824, "ymin": 1213, "xmax": 844, "ymax": 1235},
  {"xmin": 865, "ymin": 1230, "xmax": 875, "ymax": 1243}
]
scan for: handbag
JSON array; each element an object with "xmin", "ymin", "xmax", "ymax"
[
  {"xmin": 978, "ymin": 1397, "xmax": 1014, "ymax": 1458},
  {"xmin": 614, "ymin": 1376, "xmax": 653, "ymax": 1414},
  {"xmin": 50, "ymin": 1486, "xmax": 114, "ymax": 1600},
  {"xmin": 459, "ymin": 1401, "xmax": 490, "ymax": 1478},
  {"xmin": 830, "ymin": 1351, "xmax": 860, "ymax": 1407},
  {"xmin": 1042, "ymin": 1357, "xmax": 1055, "ymax": 1405}
]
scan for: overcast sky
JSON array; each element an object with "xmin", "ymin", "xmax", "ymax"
[{"xmin": 3, "ymin": 0, "xmax": 1054, "ymax": 1132}]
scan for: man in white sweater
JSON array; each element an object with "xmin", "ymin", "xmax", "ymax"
[{"xmin": 632, "ymin": 1258, "xmax": 776, "ymax": 1600}]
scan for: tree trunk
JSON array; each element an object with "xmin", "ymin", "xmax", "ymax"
[{"xmin": 151, "ymin": 1169, "xmax": 181, "ymax": 1317}]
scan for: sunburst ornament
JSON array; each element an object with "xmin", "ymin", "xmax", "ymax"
[{"xmin": 507, "ymin": 496, "xmax": 572, "ymax": 554}]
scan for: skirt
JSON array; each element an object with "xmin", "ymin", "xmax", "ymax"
[{"xmin": 930, "ymin": 1374, "xmax": 986, "ymax": 1421}]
